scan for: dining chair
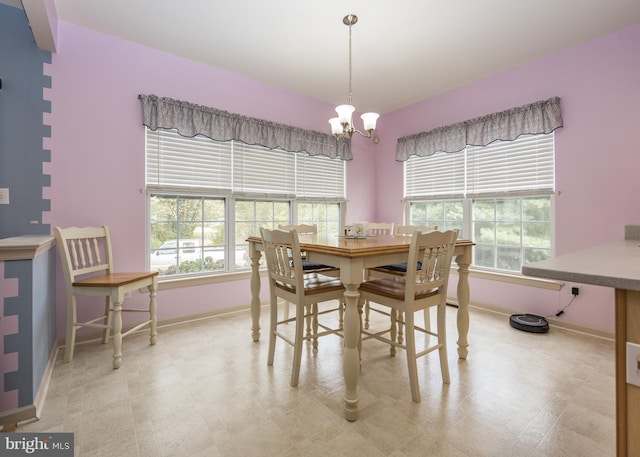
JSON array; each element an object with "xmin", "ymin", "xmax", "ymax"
[
  {"xmin": 365, "ymin": 222, "xmax": 395, "ymax": 236},
  {"xmin": 361, "ymin": 222, "xmax": 395, "ymax": 328},
  {"xmin": 359, "ymin": 229, "xmax": 459, "ymax": 402},
  {"xmin": 365, "ymin": 225, "xmax": 438, "ymax": 336},
  {"xmin": 261, "ymin": 227, "xmax": 344, "ymax": 387},
  {"xmin": 278, "ymin": 224, "xmax": 341, "ymax": 332},
  {"xmin": 54, "ymin": 226, "xmax": 158, "ymax": 369}
]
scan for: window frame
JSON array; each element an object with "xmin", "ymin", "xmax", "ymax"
[
  {"xmin": 403, "ymin": 134, "xmax": 555, "ymax": 275},
  {"xmin": 145, "ymin": 128, "xmax": 347, "ymax": 280}
]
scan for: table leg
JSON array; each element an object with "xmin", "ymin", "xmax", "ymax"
[
  {"xmin": 455, "ymin": 248, "xmax": 471, "ymax": 359},
  {"xmin": 343, "ymin": 284, "xmax": 360, "ymax": 421},
  {"xmin": 250, "ymin": 243, "xmax": 262, "ymax": 342}
]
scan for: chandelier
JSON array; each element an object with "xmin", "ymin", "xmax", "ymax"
[{"xmin": 329, "ymin": 14, "xmax": 379, "ymax": 140}]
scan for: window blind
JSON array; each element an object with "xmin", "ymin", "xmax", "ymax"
[
  {"xmin": 466, "ymin": 134, "xmax": 554, "ymax": 196},
  {"xmin": 232, "ymin": 143, "xmax": 295, "ymax": 195},
  {"xmin": 146, "ymin": 129, "xmax": 232, "ymax": 190},
  {"xmin": 146, "ymin": 128, "xmax": 345, "ymax": 198},
  {"xmin": 296, "ymin": 153, "xmax": 345, "ymax": 198},
  {"xmin": 405, "ymin": 151, "xmax": 466, "ymax": 198},
  {"xmin": 405, "ymin": 134, "xmax": 554, "ymax": 198}
]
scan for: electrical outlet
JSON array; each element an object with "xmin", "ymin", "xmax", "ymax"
[
  {"xmin": 571, "ymin": 286, "xmax": 579, "ymax": 296},
  {"xmin": 0, "ymin": 188, "xmax": 9, "ymax": 205},
  {"xmin": 627, "ymin": 342, "xmax": 640, "ymax": 387}
]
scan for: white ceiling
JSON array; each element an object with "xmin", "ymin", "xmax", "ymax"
[{"xmin": 7, "ymin": 0, "xmax": 640, "ymax": 113}]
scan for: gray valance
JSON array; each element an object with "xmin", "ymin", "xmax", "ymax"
[
  {"xmin": 139, "ymin": 94, "xmax": 351, "ymax": 160},
  {"xmin": 396, "ymin": 97, "xmax": 563, "ymax": 162}
]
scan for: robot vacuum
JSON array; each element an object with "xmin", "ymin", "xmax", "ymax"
[{"xmin": 509, "ymin": 314, "xmax": 549, "ymax": 333}]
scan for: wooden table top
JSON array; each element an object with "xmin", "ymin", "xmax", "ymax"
[{"xmin": 247, "ymin": 234, "xmax": 474, "ymax": 259}]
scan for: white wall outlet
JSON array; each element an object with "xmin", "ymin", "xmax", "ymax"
[
  {"xmin": 627, "ymin": 342, "xmax": 640, "ymax": 387},
  {"xmin": 0, "ymin": 188, "xmax": 9, "ymax": 205}
]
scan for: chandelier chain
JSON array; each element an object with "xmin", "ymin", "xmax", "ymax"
[{"xmin": 348, "ymin": 18, "xmax": 353, "ymax": 105}]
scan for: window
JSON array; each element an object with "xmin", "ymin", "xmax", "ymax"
[
  {"xmin": 405, "ymin": 134, "xmax": 554, "ymax": 273},
  {"xmin": 146, "ymin": 128, "xmax": 345, "ymax": 277}
]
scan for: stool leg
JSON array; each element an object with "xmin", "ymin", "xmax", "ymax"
[{"xmin": 112, "ymin": 301, "xmax": 123, "ymax": 369}]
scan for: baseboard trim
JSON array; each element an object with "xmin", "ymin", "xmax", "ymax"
[
  {"xmin": 33, "ymin": 341, "xmax": 62, "ymax": 418},
  {"xmin": 0, "ymin": 340, "xmax": 62, "ymax": 428},
  {"xmin": 0, "ymin": 405, "xmax": 36, "ymax": 428},
  {"xmin": 448, "ymin": 297, "xmax": 615, "ymax": 341}
]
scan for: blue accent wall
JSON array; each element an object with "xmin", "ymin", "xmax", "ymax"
[
  {"xmin": 0, "ymin": 3, "xmax": 52, "ymax": 238},
  {"xmin": 3, "ymin": 260, "xmax": 34, "ymax": 407},
  {"xmin": 0, "ymin": 4, "xmax": 56, "ymax": 416}
]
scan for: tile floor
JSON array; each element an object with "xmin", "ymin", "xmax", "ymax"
[{"xmin": 16, "ymin": 303, "xmax": 616, "ymax": 457}]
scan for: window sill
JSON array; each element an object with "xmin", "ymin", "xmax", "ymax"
[
  {"xmin": 157, "ymin": 269, "xmax": 264, "ymax": 291},
  {"xmin": 452, "ymin": 266, "xmax": 563, "ymax": 290}
]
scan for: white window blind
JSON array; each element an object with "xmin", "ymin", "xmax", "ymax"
[
  {"xmin": 405, "ymin": 150, "xmax": 466, "ymax": 198},
  {"xmin": 466, "ymin": 134, "xmax": 554, "ymax": 196},
  {"xmin": 232, "ymin": 143, "xmax": 295, "ymax": 195},
  {"xmin": 146, "ymin": 129, "xmax": 232, "ymax": 190},
  {"xmin": 405, "ymin": 134, "xmax": 554, "ymax": 198},
  {"xmin": 146, "ymin": 128, "xmax": 345, "ymax": 198},
  {"xmin": 296, "ymin": 153, "xmax": 345, "ymax": 198}
]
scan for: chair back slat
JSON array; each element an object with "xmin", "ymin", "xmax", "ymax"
[
  {"xmin": 54, "ymin": 226, "xmax": 114, "ymax": 284},
  {"xmin": 406, "ymin": 229, "xmax": 458, "ymax": 300},
  {"xmin": 278, "ymin": 224, "xmax": 318, "ymax": 235},
  {"xmin": 261, "ymin": 228, "xmax": 304, "ymax": 295},
  {"xmin": 395, "ymin": 225, "xmax": 437, "ymax": 235},
  {"xmin": 366, "ymin": 222, "xmax": 394, "ymax": 236}
]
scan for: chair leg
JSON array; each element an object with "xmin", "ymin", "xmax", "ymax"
[
  {"xmin": 423, "ymin": 308, "xmax": 431, "ymax": 334},
  {"xmin": 283, "ymin": 300, "xmax": 291, "ymax": 323},
  {"xmin": 437, "ymin": 303, "xmax": 450, "ymax": 384},
  {"xmin": 357, "ymin": 298, "xmax": 364, "ymax": 360},
  {"xmin": 305, "ymin": 304, "xmax": 313, "ymax": 340},
  {"xmin": 290, "ymin": 304, "xmax": 305, "ymax": 387},
  {"xmin": 404, "ymin": 311, "xmax": 421, "ymax": 403},
  {"xmin": 389, "ymin": 309, "xmax": 397, "ymax": 356},
  {"xmin": 339, "ymin": 300, "xmax": 344, "ymax": 329},
  {"xmin": 112, "ymin": 301, "xmax": 123, "ymax": 369},
  {"xmin": 397, "ymin": 311, "xmax": 405, "ymax": 345},
  {"xmin": 102, "ymin": 297, "xmax": 112, "ymax": 344},
  {"xmin": 267, "ymin": 295, "xmax": 278, "ymax": 366},
  {"xmin": 149, "ymin": 285, "xmax": 158, "ymax": 345},
  {"xmin": 64, "ymin": 296, "xmax": 78, "ymax": 363},
  {"xmin": 364, "ymin": 301, "xmax": 370, "ymax": 329},
  {"xmin": 311, "ymin": 303, "xmax": 319, "ymax": 352}
]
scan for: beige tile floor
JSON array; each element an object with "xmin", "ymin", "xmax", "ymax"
[{"xmin": 17, "ymin": 303, "xmax": 616, "ymax": 457}]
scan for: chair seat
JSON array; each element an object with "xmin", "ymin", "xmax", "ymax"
[
  {"xmin": 370, "ymin": 261, "xmax": 422, "ymax": 274},
  {"xmin": 73, "ymin": 272, "xmax": 158, "ymax": 288},
  {"xmin": 360, "ymin": 277, "xmax": 438, "ymax": 301},
  {"xmin": 301, "ymin": 259, "xmax": 336, "ymax": 272},
  {"xmin": 275, "ymin": 273, "xmax": 344, "ymax": 295}
]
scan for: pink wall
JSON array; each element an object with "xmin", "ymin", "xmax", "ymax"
[
  {"xmin": 46, "ymin": 23, "xmax": 377, "ymax": 336},
  {"xmin": 375, "ymin": 24, "xmax": 640, "ymax": 332},
  {"xmin": 46, "ymin": 20, "xmax": 640, "ymax": 336}
]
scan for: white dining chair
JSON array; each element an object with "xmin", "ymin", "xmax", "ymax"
[
  {"xmin": 261, "ymin": 228, "xmax": 344, "ymax": 386},
  {"xmin": 54, "ymin": 226, "xmax": 158, "ymax": 369},
  {"xmin": 365, "ymin": 225, "xmax": 438, "ymax": 340},
  {"xmin": 278, "ymin": 224, "xmax": 342, "ymax": 334},
  {"xmin": 359, "ymin": 229, "xmax": 458, "ymax": 402}
]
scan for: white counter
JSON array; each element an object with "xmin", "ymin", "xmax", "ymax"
[
  {"xmin": 522, "ymin": 239, "xmax": 640, "ymax": 291},
  {"xmin": 0, "ymin": 235, "xmax": 56, "ymax": 261}
]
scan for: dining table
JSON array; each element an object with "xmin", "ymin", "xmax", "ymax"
[{"xmin": 246, "ymin": 232, "xmax": 474, "ymax": 421}]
